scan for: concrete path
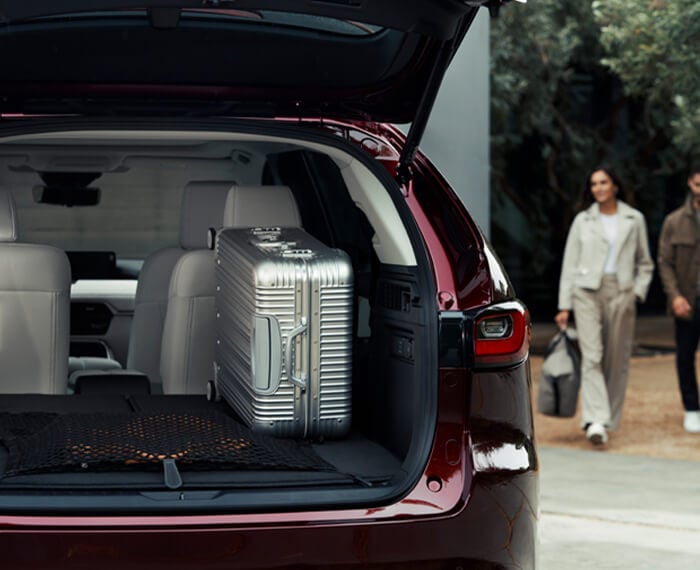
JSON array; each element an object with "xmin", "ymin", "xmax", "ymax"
[{"xmin": 538, "ymin": 446, "xmax": 700, "ymax": 569}]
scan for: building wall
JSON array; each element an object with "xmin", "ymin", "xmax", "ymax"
[{"xmin": 418, "ymin": 9, "xmax": 490, "ymax": 237}]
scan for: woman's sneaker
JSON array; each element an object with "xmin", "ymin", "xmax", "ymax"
[
  {"xmin": 683, "ymin": 411, "xmax": 700, "ymax": 433},
  {"xmin": 586, "ymin": 422, "xmax": 608, "ymax": 445}
]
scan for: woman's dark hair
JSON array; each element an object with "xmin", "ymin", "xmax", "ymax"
[
  {"xmin": 576, "ymin": 164, "xmax": 628, "ymax": 211},
  {"xmin": 689, "ymin": 160, "xmax": 700, "ymax": 178}
]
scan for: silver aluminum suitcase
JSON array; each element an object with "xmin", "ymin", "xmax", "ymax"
[{"xmin": 213, "ymin": 227, "xmax": 353, "ymax": 439}]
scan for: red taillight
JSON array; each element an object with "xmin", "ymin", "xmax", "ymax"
[{"xmin": 474, "ymin": 307, "xmax": 530, "ymax": 367}]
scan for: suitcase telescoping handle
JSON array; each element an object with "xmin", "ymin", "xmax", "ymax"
[{"xmin": 285, "ymin": 316, "xmax": 308, "ymax": 391}]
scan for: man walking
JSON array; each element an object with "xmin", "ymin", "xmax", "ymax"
[{"xmin": 658, "ymin": 162, "xmax": 700, "ymax": 433}]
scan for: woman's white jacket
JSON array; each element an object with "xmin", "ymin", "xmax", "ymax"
[{"xmin": 558, "ymin": 201, "xmax": 654, "ymax": 310}]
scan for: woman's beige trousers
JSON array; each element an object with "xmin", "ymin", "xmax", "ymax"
[{"xmin": 573, "ymin": 275, "xmax": 637, "ymax": 430}]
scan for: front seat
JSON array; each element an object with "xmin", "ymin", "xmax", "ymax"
[
  {"xmin": 159, "ymin": 185, "xmax": 302, "ymax": 394},
  {"xmin": 0, "ymin": 187, "xmax": 71, "ymax": 394},
  {"xmin": 126, "ymin": 181, "xmax": 233, "ymax": 389}
]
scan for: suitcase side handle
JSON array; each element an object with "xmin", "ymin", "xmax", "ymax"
[
  {"xmin": 252, "ymin": 315, "xmax": 283, "ymax": 395},
  {"xmin": 285, "ymin": 317, "xmax": 308, "ymax": 391}
]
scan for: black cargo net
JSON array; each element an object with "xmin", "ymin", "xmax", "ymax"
[{"xmin": 0, "ymin": 411, "xmax": 333, "ymax": 477}]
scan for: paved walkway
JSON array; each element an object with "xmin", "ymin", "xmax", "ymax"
[
  {"xmin": 530, "ymin": 315, "xmax": 699, "ymax": 567},
  {"xmin": 538, "ymin": 447, "xmax": 700, "ymax": 569}
]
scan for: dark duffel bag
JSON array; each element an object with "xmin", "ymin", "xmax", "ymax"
[{"xmin": 537, "ymin": 328, "xmax": 581, "ymax": 418}]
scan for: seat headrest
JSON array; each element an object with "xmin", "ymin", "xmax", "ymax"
[
  {"xmin": 0, "ymin": 187, "xmax": 19, "ymax": 243},
  {"xmin": 223, "ymin": 185, "xmax": 302, "ymax": 228},
  {"xmin": 179, "ymin": 182, "xmax": 234, "ymax": 249}
]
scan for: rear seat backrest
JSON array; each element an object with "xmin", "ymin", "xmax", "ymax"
[
  {"xmin": 159, "ymin": 249, "xmax": 219, "ymax": 394},
  {"xmin": 159, "ymin": 185, "xmax": 302, "ymax": 395},
  {"xmin": 222, "ymin": 185, "xmax": 302, "ymax": 228},
  {"xmin": 127, "ymin": 181, "xmax": 232, "ymax": 388},
  {"xmin": 0, "ymin": 187, "xmax": 71, "ymax": 394}
]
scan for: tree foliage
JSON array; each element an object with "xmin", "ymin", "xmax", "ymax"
[
  {"xmin": 491, "ymin": 0, "xmax": 603, "ymax": 210},
  {"xmin": 593, "ymin": 0, "xmax": 700, "ymax": 155}
]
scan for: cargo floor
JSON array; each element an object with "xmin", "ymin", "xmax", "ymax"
[{"xmin": 0, "ymin": 394, "xmax": 400, "ymax": 488}]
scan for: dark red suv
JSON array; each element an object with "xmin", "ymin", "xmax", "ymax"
[{"xmin": 0, "ymin": 2, "xmax": 537, "ymax": 568}]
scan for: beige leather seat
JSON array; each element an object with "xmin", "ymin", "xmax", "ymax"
[
  {"xmin": 160, "ymin": 185, "xmax": 301, "ymax": 394},
  {"xmin": 126, "ymin": 181, "xmax": 232, "ymax": 388},
  {"xmin": 0, "ymin": 187, "xmax": 71, "ymax": 393},
  {"xmin": 220, "ymin": 184, "xmax": 302, "ymax": 228}
]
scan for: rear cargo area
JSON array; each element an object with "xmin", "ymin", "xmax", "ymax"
[
  {"xmin": 0, "ymin": 121, "xmax": 437, "ymax": 512},
  {"xmin": 0, "ymin": 394, "xmax": 400, "ymax": 490}
]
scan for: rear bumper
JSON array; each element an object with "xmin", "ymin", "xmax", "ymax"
[{"xmin": 0, "ymin": 471, "xmax": 536, "ymax": 569}]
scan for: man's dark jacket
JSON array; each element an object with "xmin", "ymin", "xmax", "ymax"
[{"xmin": 658, "ymin": 195, "xmax": 700, "ymax": 319}]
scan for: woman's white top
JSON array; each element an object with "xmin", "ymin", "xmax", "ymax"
[{"xmin": 600, "ymin": 213, "xmax": 618, "ymax": 274}]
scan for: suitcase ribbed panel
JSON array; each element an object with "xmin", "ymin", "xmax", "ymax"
[
  {"xmin": 214, "ymin": 227, "xmax": 352, "ymax": 439},
  {"xmin": 317, "ymin": 285, "xmax": 353, "ymax": 430}
]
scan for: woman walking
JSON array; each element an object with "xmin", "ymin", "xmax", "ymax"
[{"xmin": 555, "ymin": 165, "xmax": 654, "ymax": 446}]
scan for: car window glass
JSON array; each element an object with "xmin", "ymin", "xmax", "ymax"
[{"xmin": 10, "ymin": 174, "xmax": 181, "ymax": 259}]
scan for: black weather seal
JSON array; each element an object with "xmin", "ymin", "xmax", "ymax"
[
  {"xmin": 148, "ymin": 7, "xmax": 181, "ymax": 29},
  {"xmin": 347, "ymin": 473, "xmax": 374, "ymax": 488},
  {"xmin": 162, "ymin": 458, "xmax": 183, "ymax": 490}
]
